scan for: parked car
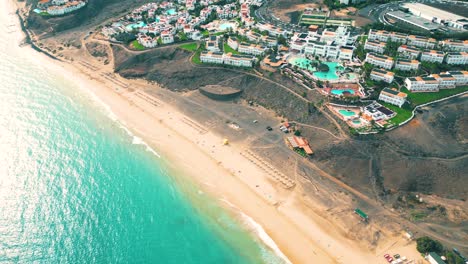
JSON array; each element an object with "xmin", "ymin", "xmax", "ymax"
[{"xmin": 266, "ymin": 126, "xmax": 273, "ymax": 131}]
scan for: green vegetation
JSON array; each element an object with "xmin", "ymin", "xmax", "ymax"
[
  {"xmin": 382, "ymin": 86, "xmax": 467, "ymax": 126},
  {"xmin": 416, "ymin": 237, "xmax": 466, "ymax": 264},
  {"xmin": 179, "ymin": 43, "xmax": 198, "ymax": 52},
  {"xmin": 416, "ymin": 237, "xmax": 444, "ymax": 254},
  {"xmin": 384, "ymin": 40, "xmax": 400, "ymax": 57},
  {"xmin": 201, "ymin": 30, "xmax": 210, "ymax": 37},
  {"xmin": 223, "ymin": 43, "xmax": 240, "ymax": 55},
  {"xmin": 382, "ymin": 102, "xmax": 413, "ymax": 126},
  {"xmin": 130, "ymin": 40, "xmax": 145, "ymax": 51},
  {"xmin": 39, "ymin": 11, "xmax": 50, "ymax": 16},
  {"xmin": 403, "ymin": 86, "xmax": 468, "ymax": 106},
  {"xmin": 192, "ymin": 50, "xmax": 202, "ymax": 64}
]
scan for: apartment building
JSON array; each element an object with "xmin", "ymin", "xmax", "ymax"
[
  {"xmin": 445, "ymin": 71, "xmax": 468, "ymax": 85},
  {"xmin": 200, "ymin": 51, "xmax": 224, "ymax": 64},
  {"xmin": 200, "ymin": 52, "xmax": 255, "ymax": 67},
  {"xmin": 405, "ymin": 76, "xmax": 439, "ymax": 92},
  {"xmin": 430, "ymin": 73, "xmax": 456, "ymax": 88},
  {"xmin": 364, "ymin": 39, "xmax": 386, "ymax": 54},
  {"xmin": 407, "ymin": 35, "xmax": 437, "ymax": 49},
  {"xmin": 339, "ymin": 46, "xmax": 354, "ymax": 60},
  {"xmin": 238, "ymin": 43, "xmax": 268, "ymax": 56},
  {"xmin": 227, "ymin": 37, "xmax": 239, "ymax": 50},
  {"xmin": 439, "ymin": 39, "xmax": 468, "ymax": 52},
  {"xmin": 370, "ymin": 68, "xmax": 395, "ymax": 83},
  {"xmin": 445, "ymin": 52, "xmax": 468, "ymax": 65},
  {"xmin": 420, "ymin": 50, "xmax": 445, "ymax": 63},
  {"xmin": 368, "ymin": 29, "xmax": 390, "ymax": 42},
  {"xmin": 397, "ymin": 45, "xmax": 420, "ymax": 59},
  {"xmin": 223, "ymin": 53, "xmax": 255, "ymax": 67},
  {"xmin": 389, "ymin": 32, "xmax": 408, "ymax": 43},
  {"xmin": 365, "ymin": 53, "xmax": 394, "ymax": 70},
  {"xmin": 395, "ymin": 59, "xmax": 420, "ymax": 71},
  {"xmin": 379, "ymin": 88, "xmax": 407, "ymax": 107}
]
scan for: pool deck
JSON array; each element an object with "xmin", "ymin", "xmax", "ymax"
[{"xmin": 326, "ymin": 104, "xmax": 369, "ymax": 129}]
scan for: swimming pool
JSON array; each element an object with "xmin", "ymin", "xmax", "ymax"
[
  {"xmin": 219, "ymin": 22, "xmax": 235, "ymax": 31},
  {"xmin": 166, "ymin": 8, "xmax": 176, "ymax": 15},
  {"xmin": 288, "ymin": 57, "xmax": 344, "ymax": 81},
  {"xmin": 331, "ymin": 89, "xmax": 355, "ymax": 95},
  {"xmin": 338, "ymin": 109, "xmax": 356, "ymax": 117},
  {"xmin": 125, "ymin": 21, "xmax": 146, "ymax": 31},
  {"xmin": 352, "ymin": 119, "xmax": 361, "ymax": 124},
  {"xmin": 313, "ymin": 62, "xmax": 341, "ymax": 81}
]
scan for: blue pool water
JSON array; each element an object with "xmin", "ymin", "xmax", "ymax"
[{"xmin": 331, "ymin": 89, "xmax": 355, "ymax": 95}]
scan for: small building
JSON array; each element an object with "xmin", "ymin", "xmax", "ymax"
[
  {"xmin": 379, "ymin": 88, "xmax": 407, "ymax": 107},
  {"xmin": 227, "ymin": 36, "xmax": 239, "ymax": 50},
  {"xmin": 427, "ymin": 252, "xmax": 445, "ymax": 264},
  {"xmin": 261, "ymin": 54, "xmax": 286, "ymax": 72},
  {"xmin": 285, "ymin": 136, "xmax": 314, "ymax": 155},
  {"xmin": 397, "ymin": 45, "xmax": 421, "ymax": 59},
  {"xmin": 354, "ymin": 208, "xmax": 368, "ymax": 221},
  {"xmin": 361, "ymin": 102, "xmax": 396, "ymax": 121}
]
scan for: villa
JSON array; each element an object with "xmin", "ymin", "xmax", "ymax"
[
  {"xmin": 365, "ymin": 53, "xmax": 394, "ymax": 70},
  {"xmin": 370, "ymin": 68, "xmax": 394, "ymax": 83},
  {"xmin": 397, "ymin": 45, "xmax": 420, "ymax": 59},
  {"xmin": 160, "ymin": 31, "xmax": 174, "ymax": 44},
  {"xmin": 420, "ymin": 50, "xmax": 445, "ymax": 63},
  {"xmin": 361, "ymin": 102, "xmax": 396, "ymax": 122},
  {"xmin": 364, "ymin": 39, "xmax": 386, "ymax": 54},
  {"xmin": 445, "ymin": 52, "xmax": 468, "ymax": 65},
  {"xmin": 137, "ymin": 33, "xmax": 158, "ymax": 48},
  {"xmin": 405, "ymin": 76, "xmax": 440, "ymax": 92},
  {"xmin": 395, "ymin": 59, "xmax": 420, "ymax": 71},
  {"xmin": 379, "ymin": 88, "xmax": 407, "ymax": 107}
]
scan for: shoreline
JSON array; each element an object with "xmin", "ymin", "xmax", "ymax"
[{"xmin": 5, "ymin": 1, "xmax": 426, "ymax": 263}]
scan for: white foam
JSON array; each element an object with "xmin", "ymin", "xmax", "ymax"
[
  {"xmin": 219, "ymin": 198, "xmax": 292, "ymax": 264},
  {"xmin": 240, "ymin": 212, "xmax": 292, "ymax": 264}
]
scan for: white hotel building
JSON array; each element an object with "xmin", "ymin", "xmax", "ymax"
[
  {"xmin": 405, "ymin": 76, "xmax": 440, "ymax": 92},
  {"xmin": 420, "ymin": 50, "xmax": 445, "ymax": 63},
  {"xmin": 365, "ymin": 53, "xmax": 394, "ymax": 70},
  {"xmin": 407, "ymin": 35, "xmax": 437, "ymax": 49},
  {"xmin": 445, "ymin": 71, "xmax": 468, "ymax": 85},
  {"xmin": 200, "ymin": 51, "xmax": 255, "ymax": 67},
  {"xmin": 364, "ymin": 39, "xmax": 386, "ymax": 54},
  {"xmin": 445, "ymin": 52, "xmax": 468, "ymax": 65},
  {"xmin": 439, "ymin": 39, "xmax": 468, "ymax": 52},
  {"xmin": 370, "ymin": 68, "xmax": 395, "ymax": 83},
  {"xmin": 379, "ymin": 88, "xmax": 407, "ymax": 107},
  {"xmin": 238, "ymin": 43, "xmax": 268, "ymax": 56},
  {"xmin": 395, "ymin": 59, "xmax": 420, "ymax": 71},
  {"xmin": 430, "ymin": 73, "xmax": 456, "ymax": 88}
]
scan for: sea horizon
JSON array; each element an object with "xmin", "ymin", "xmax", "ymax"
[{"xmin": 0, "ymin": 4, "xmax": 287, "ymax": 263}]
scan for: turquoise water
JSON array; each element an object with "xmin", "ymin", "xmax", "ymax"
[
  {"xmin": 313, "ymin": 62, "xmax": 341, "ymax": 81},
  {"xmin": 338, "ymin": 109, "xmax": 356, "ymax": 117},
  {"xmin": 331, "ymin": 89, "xmax": 355, "ymax": 95},
  {"xmin": 166, "ymin": 8, "xmax": 176, "ymax": 15},
  {"xmin": 126, "ymin": 21, "xmax": 146, "ymax": 31},
  {"xmin": 0, "ymin": 13, "xmax": 285, "ymax": 264},
  {"xmin": 219, "ymin": 22, "xmax": 235, "ymax": 31},
  {"xmin": 288, "ymin": 58, "xmax": 343, "ymax": 80},
  {"xmin": 352, "ymin": 119, "xmax": 361, "ymax": 124}
]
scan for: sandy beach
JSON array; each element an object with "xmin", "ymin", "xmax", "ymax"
[{"xmin": 4, "ymin": 1, "xmax": 426, "ymax": 262}]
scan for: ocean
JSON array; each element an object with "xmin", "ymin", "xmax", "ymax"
[{"xmin": 0, "ymin": 8, "xmax": 285, "ymax": 264}]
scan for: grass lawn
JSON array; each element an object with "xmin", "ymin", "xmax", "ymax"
[
  {"xmin": 130, "ymin": 40, "xmax": 145, "ymax": 51},
  {"xmin": 382, "ymin": 86, "xmax": 467, "ymax": 126},
  {"xmin": 402, "ymin": 86, "xmax": 468, "ymax": 106},
  {"xmin": 201, "ymin": 30, "xmax": 210, "ymax": 37},
  {"xmin": 39, "ymin": 12, "xmax": 50, "ymax": 16},
  {"xmin": 179, "ymin": 43, "xmax": 198, "ymax": 52},
  {"xmin": 192, "ymin": 50, "xmax": 202, "ymax": 64},
  {"xmin": 223, "ymin": 43, "xmax": 240, "ymax": 54},
  {"xmin": 381, "ymin": 102, "xmax": 413, "ymax": 126}
]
